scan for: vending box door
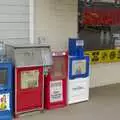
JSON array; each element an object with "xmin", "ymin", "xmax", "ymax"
[{"xmin": 15, "ymin": 66, "xmax": 43, "ymax": 114}]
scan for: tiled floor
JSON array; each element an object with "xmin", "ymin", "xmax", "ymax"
[{"xmin": 17, "ymin": 84, "xmax": 120, "ymax": 120}]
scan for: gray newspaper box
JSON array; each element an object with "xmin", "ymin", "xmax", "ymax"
[{"xmin": 5, "ymin": 43, "xmax": 53, "ymax": 67}]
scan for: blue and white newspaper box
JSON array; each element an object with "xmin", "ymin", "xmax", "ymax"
[{"xmin": 68, "ymin": 38, "xmax": 90, "ymax": 104}]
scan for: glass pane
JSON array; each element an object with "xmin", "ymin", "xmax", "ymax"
[
  {"xmin": 21, "ymin": 70, "xmax": 39, "ymax": 89},
  {"xmin": 0, "ymin": 69, "xmax": 7, "ymax": 85},
  {"xmin": 51, "ymin": 57, "xmax": 66, "ymax": 79},
  {"xmin": 72, "ymin": 60, "xmax": 86, "ymax": 76}
]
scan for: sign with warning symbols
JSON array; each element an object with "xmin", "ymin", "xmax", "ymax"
[{"xmin": 85, "ymin": 49, "xmax": 120, "ymax": 64}]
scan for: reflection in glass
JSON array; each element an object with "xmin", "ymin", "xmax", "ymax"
[{"xmin": 0, "ymin": 69, "xmax": 7, "ymax": 85}]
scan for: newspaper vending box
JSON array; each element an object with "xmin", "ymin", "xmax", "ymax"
[
  {"xmin": 0, "ymin": 42, "xmax": 13, "ymax": 120},
  {"xmin": 6, "ymin": 44, "xmax": 52, "ymax": 116},
  {"xmin": 44, "ymin": 52, "xmax": 68, "ymax": 109},
  {"xmin": 68, "ymin": 38, "xmax": 90, "ymax": 104}
]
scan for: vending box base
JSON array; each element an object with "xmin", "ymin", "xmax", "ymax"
[{"xmin": 68, "ymin": 77, "xmax": 89, "ymax": 105}]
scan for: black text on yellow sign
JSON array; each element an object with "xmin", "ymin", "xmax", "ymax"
[{"xmin": 85, "ymin": 49, "xmax": 120, "ymax": 64}]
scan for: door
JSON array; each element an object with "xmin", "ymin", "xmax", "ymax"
[{"xmin": 15, "ymin": 66, "xmax": 43, "ymax": 113}]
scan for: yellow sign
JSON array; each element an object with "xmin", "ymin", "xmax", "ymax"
[{"xmin": 85, "ymin": 49, "xmax": 120, "ymax": 64}]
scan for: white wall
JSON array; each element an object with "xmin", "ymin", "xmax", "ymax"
[
  {"xmin": 34, "ymin": 0, "xmax": 120, "ymax": 88},
  {"xmin": 0, "ymin": 0, "xmax": 30, "ymax": 44},
  {"xmin": 90, "ymin": 62, "xmax": 120, "ymax": 88},
  {"xmin": 35, "ymin": 0, "xmax": 78, "ymax": 51}
]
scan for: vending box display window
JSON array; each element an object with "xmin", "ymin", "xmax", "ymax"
[{"xmin": 69, "ymin": 56, "xmax": 89, "ymax": 79}]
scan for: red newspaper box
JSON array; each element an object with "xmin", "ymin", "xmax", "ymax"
[{"xmin": 44, "ymin": 51, "xmax": 68, "ymax": 109}]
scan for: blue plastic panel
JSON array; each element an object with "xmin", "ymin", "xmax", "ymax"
[
  {"xmin": 69, "ymin": 38, "xmax": 84, "ymax": 57},
  {"xmin": 69, "ymin": 56, "xmax": 89, "ymax": 79}
]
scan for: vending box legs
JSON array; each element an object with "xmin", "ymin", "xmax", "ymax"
[
  {"xmin": 15, "ymin": 66, "xmax": 44, "ymax": 116},
  {"xmin": 44, "ymin": 52, "xmax": 68, "ymax": 109},
  {"xmin": 0, "ymin": 63, "xmax": 13, "ymax": 120}
]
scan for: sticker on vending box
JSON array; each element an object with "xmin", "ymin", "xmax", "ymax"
[
  {"xmin": 0, "ymin": 93, "xmax": 10, "ymax": 111},
  {"xmin": 50, "ymin": 80, "xmax": 63, "ymax": 103},
  {"xmin": 76, "ymin": 40, "xmax": 84, "ymax": 46}
]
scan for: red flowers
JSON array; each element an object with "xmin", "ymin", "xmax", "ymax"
[{"xmin": 83, "ymin": 8, "xmax": 120, "ymax": 26}]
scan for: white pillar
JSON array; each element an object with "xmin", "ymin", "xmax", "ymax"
[
  {"xmin": 29, "ymin": 0, "xmax": 35, "ymax": 44},
  {"xmin": 105, "ymin": 31, "xmax": 110, "ymax": 45}
]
